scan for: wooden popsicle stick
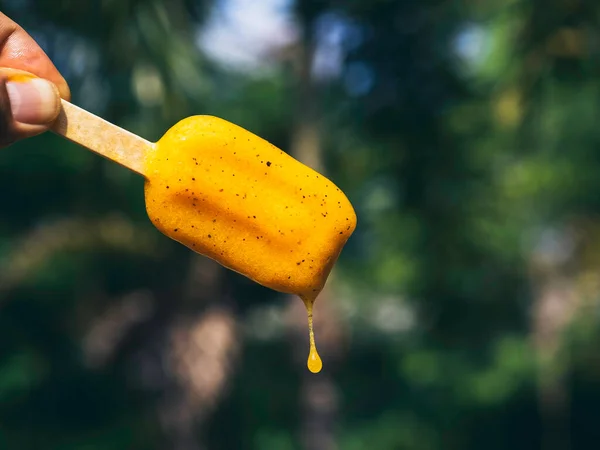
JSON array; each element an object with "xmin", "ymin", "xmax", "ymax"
[{"xmin": 51, "ymin": 99, "xmax": 154, "ymax": 177}]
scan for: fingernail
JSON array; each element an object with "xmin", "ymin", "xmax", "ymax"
[{"xmin": 6, "ymin": 78, "xmax": 60, "ymax": 125}]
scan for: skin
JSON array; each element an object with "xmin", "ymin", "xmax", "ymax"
[{"xmin": 0, "ymin": 12, "xmax": 70, "ymax": 147}]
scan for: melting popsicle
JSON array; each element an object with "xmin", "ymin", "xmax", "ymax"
[
  {"xmin": 7, "ymin": 71, "xmax": 356, "ymax": 373},
  {"xmin": 145, "ymin": 116, "xmax": 355, "ymax": 373}
]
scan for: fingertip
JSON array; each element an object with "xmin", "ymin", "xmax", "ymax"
[
  {"xmin": 6, "ymin": 78, "xmax": 61, "ymax": 125},
  {"xmin": 0, "ymin": 74, "xmax": 59, "ymax": 147},
  {"xmin": 0, "ymin": 17, "xmax": 71, "ymax": 101},
  {"xmin": 54, "ymin": 75, "xmax": 70, "ymax": 101}
]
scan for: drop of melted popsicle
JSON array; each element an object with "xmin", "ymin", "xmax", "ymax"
[
  {"xmin": 143, "ymin": 115, "xmax": 357, "ymax": 374},
  {"xmin": 302, "ymin": 296, "xmax": 322, "ymax": 373}
]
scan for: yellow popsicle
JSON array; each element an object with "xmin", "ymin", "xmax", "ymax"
[
  {"xmin": 9, "ymin": 68, "xmax": 357, "ymax": 373},
  {"xmin": 144, "ymin": 116, "xmax": 355, "ymax": 299}
]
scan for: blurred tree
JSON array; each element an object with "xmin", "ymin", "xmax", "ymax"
[{"xmin": 3, "ymin": 0, "xmax": 600, "ymax": 449}]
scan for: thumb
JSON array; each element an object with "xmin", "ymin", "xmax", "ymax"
[{"xmin": 0, "ymin": 68, "xmax": 61, "ymax": 147}]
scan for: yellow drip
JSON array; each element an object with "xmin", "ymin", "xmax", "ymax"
[
  {"xmin": 302, "ymin": 296, "xmax": 322, "ymax": 373},
  {"xmin": 140, "ymin": 115, "xmax": 357, "ymax": 373}
]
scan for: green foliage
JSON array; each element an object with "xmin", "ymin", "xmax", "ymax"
[{"xmin": 1, "ymin": 0, "xmax": 600, "ymax": 449}]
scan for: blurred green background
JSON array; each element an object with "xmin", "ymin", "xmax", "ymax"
[{"xmin": 1, "ymin": 0, "xmax": 600, "ymax": 449}]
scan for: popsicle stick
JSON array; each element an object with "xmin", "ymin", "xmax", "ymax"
[{"xmin": 51, "ymin": 99, "xmax": 154, "ymax": 177}]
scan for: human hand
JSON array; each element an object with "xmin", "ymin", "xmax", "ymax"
[{"xmin": 0, "ymin": 12, "xmax": 70, "ymax": 147}]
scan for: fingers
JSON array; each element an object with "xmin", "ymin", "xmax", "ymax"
[
  {"xmin": 0, "ymin": 12, "xmax": 69, "ymax": 147},
  {"xmin": 0, "ymin": 12, "xmax": 70, "ymax": 100},
  {"xmin": 0, "ymin": 71, "xmax": 61, "ymax": 147}
]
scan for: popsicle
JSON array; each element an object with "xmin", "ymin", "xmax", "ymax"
[{"xmin": 6, "ymin": 71, "xmax": 357, "ymax": 373}]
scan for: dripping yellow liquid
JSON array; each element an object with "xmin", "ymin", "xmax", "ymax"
[
  {"xmin": 143, "ymin": 115, "xmax": 357, "ymax": 373},
  {"xmin": 303, "ymin": 296, "xmax": 323, "ymax": 373}
]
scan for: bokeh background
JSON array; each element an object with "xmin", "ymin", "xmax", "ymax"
[{"xmin": 0, "ymin": 0, "xmax": 599, "ymax": 449}]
